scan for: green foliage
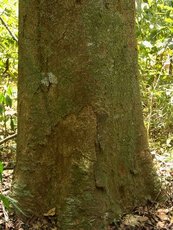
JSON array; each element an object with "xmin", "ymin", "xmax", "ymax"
[
  {"xmin": 0, "ymin": 85, "xmax": 16, "ymax": 133},
  {"xmin": 0, "ymin": 193, "xmax": 10, "ymax": 209},
  {"xmin": 0, "ymin": 162, "xmax": 10, "ymax": 210},
  {"xmin": 136, "ymin": 0, "xmax": 173, "ymax": 151},
  {"xmin": 0, "ymin": 0, "xmax": 18, "ymax": 137},
  {"xmin": 0, "ymin": 0, "xmax": 19, "ymax": 216},
  {"xmin": 0, "ymin": 194, "xmax": 25, "ymax": 215},
  {"xmin": 0, "ymin": 161, "xmax": 24, "ymax": 214},
  {"xmin": 0, "ymin": 162, "xmax": 11, "ymax": 209},
  {"xmin": 0, "ymin": 0, "xmax": 18, "ymax": 80}
]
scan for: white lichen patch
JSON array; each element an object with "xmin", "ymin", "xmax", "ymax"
[
  {"xmin": 41, "ymin": 72, "xmax": 58, "ymax": 86},
  {"xmin": 41, "ymin": 77, "xmax": 49, "ymax": 87},
  {"xmin": 48, "ymin": 72, "xmax": 58, "ymax": 84},
  {"xmin": 87, "ymin": 42, "xmax": 93, "ymax": 47}
]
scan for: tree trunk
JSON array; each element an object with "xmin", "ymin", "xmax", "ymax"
[{"xmin": 14, "ymin": 0, "xmax": 157, "ymax": 229}]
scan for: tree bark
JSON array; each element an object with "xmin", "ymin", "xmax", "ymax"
[{"xmin": 14, "ymin": 0, "xmax": 157, "ymax": 229}]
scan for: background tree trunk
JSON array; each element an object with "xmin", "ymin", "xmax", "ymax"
[{"xmin": 14, "ymin": 0, "xmax": 157, "ymax": 229}]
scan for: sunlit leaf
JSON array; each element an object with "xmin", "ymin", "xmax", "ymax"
[
  {"xmin": 0, "ymin": 162, "xmax": 3, "ymax": 181},
  {"xmin": 165, "ymin": 18, "xmax": 173, "ymax": 23}
]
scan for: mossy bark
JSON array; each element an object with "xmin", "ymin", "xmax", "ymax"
[{"xmin": 14, "ymin": 0, "xmax": 157, "ymax": 229}]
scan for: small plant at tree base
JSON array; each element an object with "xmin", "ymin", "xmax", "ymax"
[
  {"xmin": 0, "ymin": 161, "xmax": 24, "ymax": 215},
  {"xmin": 136, "ymin": 0, "xmax": 173, "ymax": 147}
]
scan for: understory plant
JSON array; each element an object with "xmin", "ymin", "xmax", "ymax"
[
  {"xmin": 136, "ymin": 0, "xmax": 173, "ymax": 157},
  {"xmin": 0, "ymin": 0, "xmax": 18, "ymax": 139},
  {"xmin": 0, "ymin": 161, "xmax": 24, "ymax": 216}
]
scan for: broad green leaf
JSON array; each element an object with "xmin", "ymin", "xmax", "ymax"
[
  {"xmin": 7, "ymin": 86, "xmax": 13, "ymax": 96},
  {"xmin": 5, "ymin": 95, "xmax": 12, "ymax": 107},
  {"xmin": 0, "ymin": 104, "xmax": 4, "ymax": 114},
  {"xmin": 0, "ymin": 93, "xmax": 5, "ymax": 103},
  {"xmin": 10, "ymin": 117, "xmax": 14, "ymax": 131},
  {"xmin": 0, "ymin": 194, "xmax": 10, "ymax": 209},
  {"xmin": 165, "ymin": 18, "xmax": 173, "ymax": 23}
]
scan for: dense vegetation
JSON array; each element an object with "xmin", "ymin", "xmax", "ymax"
[
  {"xmin": 137, "ymin": 0, "xmax": 173, "ymax": 152},
  {"xmin": 0, "ymin": 0, "xmax": 17, "ymax": 138},
  {"xmin": 0, "ymin": 0, "xmax": 18, "ymax": 210}
]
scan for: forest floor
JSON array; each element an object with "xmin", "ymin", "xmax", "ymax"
[{"xmin": 0, "ymin": 140, "xmax": 172, "ymax": 230}]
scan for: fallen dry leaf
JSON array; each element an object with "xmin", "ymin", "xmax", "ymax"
[
  {"xmin": 156, "ymin": 209, "xmax": 169, "ymax": 221},
  {"xmin": 43, "ymin": 207, "xmax": 56, "ymax": 217}
]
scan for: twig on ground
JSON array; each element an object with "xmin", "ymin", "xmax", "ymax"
[{"xmin": 0, "ymin": 133, "xmax": 17, "ymax": 145}]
